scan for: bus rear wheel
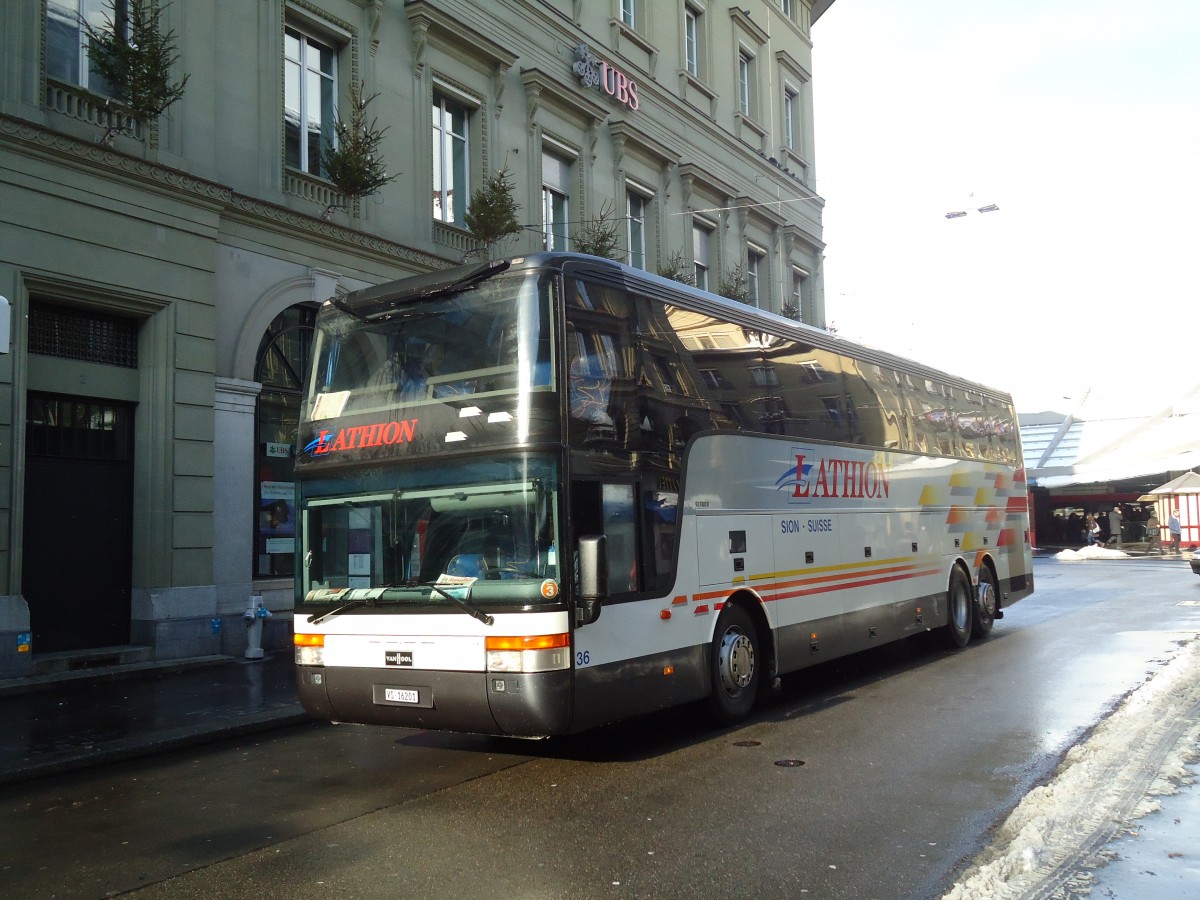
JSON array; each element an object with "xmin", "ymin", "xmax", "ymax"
[
  {"xmin": 972, "ymin": 565, "xmax": 997, "ymax": 639},
  {"xmin": 941, "ymin": 567, "xmax": 972, "ymax": 649},
  {"xmin": 708, "ymin": 604, "xmax": 760, "ymax": 724}
]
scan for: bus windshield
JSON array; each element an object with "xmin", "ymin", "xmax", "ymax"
[
  {"xmin": 300, "ymin": 477, "xmax": 561, "ymax": 607},
  {"xmin": 304, "ymin": 270, "xmax": 553, "ymax": 425}
]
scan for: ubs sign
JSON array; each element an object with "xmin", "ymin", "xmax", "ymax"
[{"xmin": 572, "ymin": 44, "xmax": 639, "ymax": 111}]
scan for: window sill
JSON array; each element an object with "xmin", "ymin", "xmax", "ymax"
[
  {"xmin": 610, "ymin": 19, "xmax": 660, "ymax": 70},
  {"xmin": 735, "ymin": 111, "xmax": 767, "ymax": 152},
  {"xmin": 44, "ymin": 78, "xmax": 147, "ymax": 143},
  {"xmin": 283, "ymin": 168, "xmax": 348, "ymax": 214},
  {"xmin": 779, "ymin": 147, "xmax": 811, "ymax": 183},
  {"xmin": 433, "ymin": 219, "xmax": 478, "ymax": 255}
]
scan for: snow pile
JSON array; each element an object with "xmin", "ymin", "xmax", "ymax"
[
  {"xmin": 1053, "ymin": 546, "xmax": 1131, "ymax": 561},
  {"xmin": 943, "ymin": 637, "xmax": 1200, "ymax": 899}
]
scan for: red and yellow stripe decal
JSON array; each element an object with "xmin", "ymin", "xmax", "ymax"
[{"xmin": 679, "ymin": 556, "xmax": 942, "ymax": 613}]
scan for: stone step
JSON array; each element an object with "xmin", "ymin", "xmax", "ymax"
[{"xmin": 32, "ymin": 645, "xmax": 154, "ymax": 675}]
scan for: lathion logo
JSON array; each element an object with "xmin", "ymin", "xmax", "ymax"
[
  {"xmin": 775, "ymin": 447, "xmax": 816, "ymax": 504},
  {"xmin": 776, "ymin": 448, "xmax": 891, "ymax": 503},
  {"xmin": 302, "ymin": 419, "xmax": 419, "ymax": 456}
]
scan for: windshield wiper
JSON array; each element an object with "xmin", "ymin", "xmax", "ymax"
[
  {"xmin": 308, "ymin": 597, "xmax": 370, "ymax": 625},
  {"xmin": 422, "ymin": 582, "xmax": 494, "ymax": 626},
  {"xmin": 305, "ymin": 581, "xmax": 494, "ymax": 626},
  {"xmin": 305, "ymin": 588, "xmax": 402, "ymax": 624}
]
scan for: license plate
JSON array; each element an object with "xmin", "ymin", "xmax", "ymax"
[{"xmin": 385, "ymin": 688, "xmax": 419, "ymax": 704}]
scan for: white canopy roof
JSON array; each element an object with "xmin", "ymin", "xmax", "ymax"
[{"xmin": 1022, "ymin": 383, "xmax": 1200, "ymax": 490}]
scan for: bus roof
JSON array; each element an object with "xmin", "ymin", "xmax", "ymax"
[{"xmin": 334, "ymin": 252, "xmax": 1014, "ymax": 404}]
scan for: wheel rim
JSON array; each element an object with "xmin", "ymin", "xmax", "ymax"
[
  {"xmin": 717, "ymin": 626, "xmax": 755, "ymax": 694},
  {"xmin": 978, "ymin": 578, "xmax": 996, "ymax": 619}
]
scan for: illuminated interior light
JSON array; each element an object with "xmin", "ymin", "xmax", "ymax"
[
  {"xmin": 459, "ymin": 406, "xmax": 482, "ymax": 418},
  {"xmin": 488, "ymin": 411, "xmax": 513, "ymax": 423},
  {"xmin": 445, "ymin": 431, "xmax": 468, "ymax": 442}
]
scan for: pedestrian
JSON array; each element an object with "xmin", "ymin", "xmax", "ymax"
[
  {"xmin": 1067, "ymin": 510, "xmax": 1083, "ymax": 544},
  {"xmin": 1108, "ymin": 506, "xmax": 1122, "ymax": 545},
  {"xmin": 1145, "ymin": 510, "xmax": 1161, "ymax": 554},
  {"xmin": 1168, "ymin": 509, "xmax": 1182, "ymax": 554},
  {"xmin": 1086, "ymin": 513, "xmax": 1102, "ymax": 546}
]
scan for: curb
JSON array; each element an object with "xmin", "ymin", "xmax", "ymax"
[
  {"xmin": 0, "ymin": 655, "xmax": 237, "ymax": 698},
  {"xmin": 0, "ymin": 706, "xmax": 313, "ymax": 787}
]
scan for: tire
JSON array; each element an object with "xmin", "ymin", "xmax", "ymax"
[
  {"xmin": 972, "ymin": 565, "xmax": 997, "ymax": 639},
  {"xmin": 708, "ymin": 604, "xmax": 760, "ymax": 725},
  {"xmin": 941, "ymin": 567, "xmax": 972, "ymax": 649}
]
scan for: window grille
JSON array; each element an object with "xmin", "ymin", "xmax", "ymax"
[{"xmin": 28, "ymin": 302, "xmax": 139, "ymax": 368}]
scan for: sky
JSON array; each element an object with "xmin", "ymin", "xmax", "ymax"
[{"xmin": 810, "ymin": 0, "xmax": 1200, "ymax": 416}]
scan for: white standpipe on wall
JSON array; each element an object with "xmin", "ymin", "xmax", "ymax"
[{"xmin": 244, "ymin": 595, "xmax": 271, "ymax": 659}]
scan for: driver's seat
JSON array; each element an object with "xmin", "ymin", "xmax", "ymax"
[{"xmin": 445, "ymin": 553, "xmax": 489, "ymax": 580}]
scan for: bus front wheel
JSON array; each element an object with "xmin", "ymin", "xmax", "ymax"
[
  {"xmin": 708, "ymin": 604, "xmax": 760, "ymax": 724},
  {"xmin": 941, "ymin": 567, "xmax": 972, "ymax": 649}
]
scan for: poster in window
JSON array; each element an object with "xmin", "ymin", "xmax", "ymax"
[{"xmin": 260, "ymin": 481, "xmax": 295, "ymax": 537}]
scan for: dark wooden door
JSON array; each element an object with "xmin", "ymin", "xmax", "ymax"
[{"xmin": 22, "ymin": 395, "xmax": 135, "ymax": 653}]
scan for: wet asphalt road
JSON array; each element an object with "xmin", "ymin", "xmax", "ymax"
[{"xmin": 2, "ymin": 557, "xmax": 1198, "ymax": 899}]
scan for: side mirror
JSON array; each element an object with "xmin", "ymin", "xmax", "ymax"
[{"xmin": 576, "ymin": 534, "xmax": 608, "ymax": 626}]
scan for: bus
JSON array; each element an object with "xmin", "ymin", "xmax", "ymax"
[{"xmin": 292, "ymin": 252, "xmax": 1033, "ymax": 736}]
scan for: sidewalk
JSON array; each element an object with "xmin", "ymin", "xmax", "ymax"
[{"xmin": 0, "ymin": 651, "xmax": 308, "ymax": 785}]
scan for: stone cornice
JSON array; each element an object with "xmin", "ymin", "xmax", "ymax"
[
  {"xmin": 729, "ymin": 8, "xmax": 770, "ymax": 47},
  {"xmin": 406, "ymin": 0, "xmax": 519, "ymax": 77},
  {"xmin": 1, "ymin": 114, "xmax": 449, "ymax": 272},
  {"xmin": 608, "ymin": 120, "xmax": 679, "ymax": 168}
]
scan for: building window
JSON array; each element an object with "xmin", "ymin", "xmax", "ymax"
[
  {"xmin": 781, "ymin": 0, "xmax": 794, "ymax": 18},
  {"xmin": 432, "ymin": 92, "xmax": 470, "ymax": 224},
  {"xmin": 684, "ymin": 7, "xmax": 701, "ymax": 78},
  {"xmin": 738, "ymin": 51, "xmax": 753, "ymax": 117},
  {"xmin": 791, "ymin": 268, "xmax": 808, "ymax": 319},
  {"xmin": 284, "ymin": 26, "xmax": 336, "ymax": 178},
  {"xmin": 747, "ymin": 250, "xmax": 762, "ymax": 306},
  {"xmin": 621, "ymin": 0, "xmax": 636, "ymax": 28},
  {"xmin": 543, "ymin": 151, "xmax": 571, "ymax": 251},
  {"xmin": 749, "ymin": 365, "xmax": 779, "ymax": 388},
  {"xmin": 627, "ymin": 192, "xmax": 647, "ymax": 269},
  {"xmin": 783, "ymin": 87, "xmax": 798, "ymax": 150},
  {"xmin": 692, "ymin": 222, "xmax": 712, "ymax": 291},
  {"xmin": 254, "ymin": 306, "xmax": 316, "ymax": 578},
  {"xmin": 46, "ymin": 0, "xmax": 129, "ymax": 95}
]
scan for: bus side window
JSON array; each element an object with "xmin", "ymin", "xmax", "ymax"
[
  {"xmin": 601, "ymin": 484, "xmax": 638, "ymax": 593},
  {"xmin": 642, "ymin": 487, "xmax": 677, "ymax": 593},
  {"xmin": 571, "ymin": 481, "xmax": 639, "ymax": 595}
]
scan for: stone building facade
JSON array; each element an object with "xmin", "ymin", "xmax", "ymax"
[{"xmin": 0, "ymin": 0, "xmax": 832, "ymax": 675}]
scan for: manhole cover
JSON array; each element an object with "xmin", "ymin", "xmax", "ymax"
[
  {"xmin": 774, "ymin": 758, "xmax": 805, "ymax": 767},
  {"xmin": 733, "ymin": 740, "xmax": 761, "ymax": 747}
]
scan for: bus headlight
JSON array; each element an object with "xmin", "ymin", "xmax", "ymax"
[
  {"xmin": 295, "ymin": 632, "xmax": 325, "ymax": 666},
  {"xmin": 485, "ymin": 634, "xmax": 570, "ymax": 673}
]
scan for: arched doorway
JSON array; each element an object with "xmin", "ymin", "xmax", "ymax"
[{"xmin": 253, "ymin": 305, "xmax": 315, "ymax": 579}]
